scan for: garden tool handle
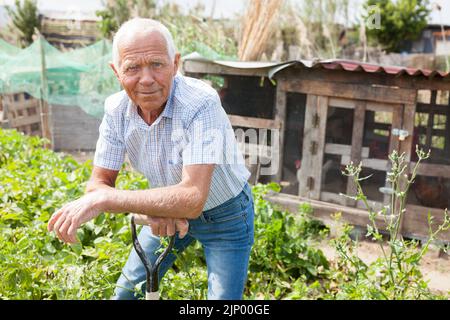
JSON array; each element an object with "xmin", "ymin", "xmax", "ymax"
[
  {"xmin": 145, "ymin": 291, "xmax": 160, "ymax": 300},
  {"xmin": 130, "ymin": 215, "xmax": 175, "ymax": 299},
  {"xmin": 130, "ymin": 216, "xmax": 152, "ymax": 275}
]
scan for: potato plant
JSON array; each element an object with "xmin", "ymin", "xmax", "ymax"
[
  {"xmin": 1, "ymin": 128, "xmax": 446, "ymax": 300},
  {"xmin": 0, "ymin": 128, "xmax": 329, "ymax": 300}
]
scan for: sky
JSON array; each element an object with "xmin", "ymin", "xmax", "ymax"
[{"xmin": 1, "ymin": 0, "xmax": 449, "ymax": 27}]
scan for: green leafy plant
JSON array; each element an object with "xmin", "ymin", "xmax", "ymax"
[
  {"xmin": 5, "ymin": 0, "xmax": 41, "ymax": 48},
  {"xmin": 0, "ymin": 129, "xmax": 331, "ymax": 300},
  {"xmin": 96, "ymin": 0, "xmax": 132, "ymax": 39},
  {"xmin": 331, "ymin": 147, "xmax": 450, "ymax": 299},
  {"xmin": 245, "ymin": 183, "xmax": 330, "ymax": 299},
  {"xmin": 0, "ymin": 128, "xmax": 143, "ymax": 299},
  {"xmin": 95, "ymin": 1, "xmax": 237, "ymax": 59},
  {"xmin": 363, "ymin": 0, "xmax": 430, "ymax": 53}
]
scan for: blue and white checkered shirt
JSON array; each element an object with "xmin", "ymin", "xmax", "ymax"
[{"xmin": 93, "ymin": 74, "xmax": 250, "ymax": 211}]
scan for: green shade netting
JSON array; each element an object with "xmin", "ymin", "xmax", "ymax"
[
  {"xmin": 0, "ymin": 37, "xmax": 231, "ymax": 119},
  {"xmin": 0, "ymin": 38, "xmax": 119, "ymax": 119}
]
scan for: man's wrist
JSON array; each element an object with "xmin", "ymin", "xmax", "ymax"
[{"xmin": 94, "ymin": 188, "xmax": 115, "ymax": 212}]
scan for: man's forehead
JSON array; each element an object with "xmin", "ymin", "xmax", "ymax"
[
  {"xmin": 122, "ymin": 54, "xmax": 168, "ymax": 65},
  {"xmin": 119, "ymin": 30, "xmax": 167, "ymax": 50},
  {"xmin": 118, "ymin": 31, "xmax": 169, "ymax": 62}
]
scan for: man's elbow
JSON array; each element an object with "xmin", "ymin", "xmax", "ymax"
[{"xmin": 185, "ymin": 190, "xmax": 207, "ymax": 219}]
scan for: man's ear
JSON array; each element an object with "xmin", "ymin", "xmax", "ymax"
[
  {"xmin": 173, "ymin": 53, "xmax": 181, "ymax": 75},
  {"xmin": 109, "ymin": 62, "xmax": 121, "ymax": 81}
]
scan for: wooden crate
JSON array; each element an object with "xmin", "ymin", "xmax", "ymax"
[{"xmin": 1, "ymin": 93, "xmax": 42, "ymax": 136}]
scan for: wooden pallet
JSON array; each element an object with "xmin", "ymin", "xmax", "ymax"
[{"xmin": 1, "ymin": 93, "xmax": 42, "ymax": 136}]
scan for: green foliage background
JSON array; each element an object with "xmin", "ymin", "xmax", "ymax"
[
  {"xmin": 1, "ymin": 129, "xmax": 447, "ymax": 300},
  {"xmin": 0, "ymin": 129, "xmax": 328, "ymax": 299},
  {"xmin": 5, "ymin": 0, "xmax": 41, "ymax": 48},
  {"xmin": 364, "ymin": 0, "xmax": 430, "ymax": 53}
]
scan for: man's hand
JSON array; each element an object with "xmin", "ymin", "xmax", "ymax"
[
  {"xmin": 47, "ymin": 191, "xmax": 106, "ymax": 244},
  {"xmin": 133, "ymin": 214, "xmax": 189, "ymax": 239}
]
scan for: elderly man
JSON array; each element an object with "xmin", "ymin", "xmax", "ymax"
[{"xmin": 47, "ymin": 18, "xmax": 254, "ymax": 300}]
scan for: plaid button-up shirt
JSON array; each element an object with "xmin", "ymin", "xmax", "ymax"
[{"xmin": 93, "ymin": 74, "xmax": 250, "ymax": 211}]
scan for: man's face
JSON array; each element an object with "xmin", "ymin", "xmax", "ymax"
[{"xmin": 111, "ymin": 31, "xmax": 180, "ymax": 113}]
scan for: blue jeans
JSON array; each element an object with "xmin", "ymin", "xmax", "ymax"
[{"xmin": 112, "ymin": 183, "xmax": 254, "ymax": 300}]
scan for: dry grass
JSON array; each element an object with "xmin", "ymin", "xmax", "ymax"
[{"xmin": 238, "ymin": 0, "xmax": 283, "ymax": 61}]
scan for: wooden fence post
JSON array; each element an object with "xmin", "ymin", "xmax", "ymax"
[{"xmin": 37, "ymin": 32, "xmax": 53, "ymax": 149}]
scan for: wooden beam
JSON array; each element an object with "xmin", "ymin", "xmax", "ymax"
[
  {"xmin": 417, "ymin": 102, "xmax": 450, "ymax": 115},
  {"xmin": 415, "ymin": 126, "xmax": 446, "ymax": 137},
  {"xmin": 281, "ymin": 79, "xmax": 417, "ymax": 105},
  {"xmin": 228, "ymin": 114, "xmax": 281, "ymax": 129},
  {"xmin": 298, "ymin": 95, "xmax": 328, "ymax": 199},
  {"xmin": 346, "ymin": 101, "xmax": 367, "ymax": 206},
  {"xmin": 341, "ymin": 157, "xmax": 450, "ymax": 179},
  {"xmin": 397, "ymin": 101, "xmax": 418, "ymax": 238},
  {"xmin": 425, "ymin": 91, "xmax": 438, "ymax": 148},
  {"xmin": 277, "ymin": 67, "xmax": 450, "ymax": 91},
  {"xmin": 329, "ymin": 97, "xmax": 401, "ymax": 112},
  {"xmin": 399, "ymin": 103, "xmax": 417, "ymax": 163},
  {"xmin": 266, "ymin": 192, "xmax": 388, "ymax": 230},
  {"xmin": 386, "ymin": 107, "xmax": 403, "ymax": 207},
  {"xmin": 320, "ymin": 191, "xmax": 347, "ymax": 206},
  {"xmin": 403, "ymin": 204, "xmax": 450, "ymax": 242},
  {"xmin": 321, "ymin": 191, "xmax": 387, "ymax": 212},
  {"xmin": 264, "ymin": 192, "xmax": 450, "ymax": 241},
  {"xmin": 445, "ymin": 96, "xmax": 450, "ymax": 156},
  {"xmin": 413, "ymin": 162, "xmax": 450, "ymax": 178},
  {"xmin": 341, "ymin": 156, "xmax": 389, "ymax": 171},
  {"xmin": 325, "ymin": 143, "xmax": 369, "ymax": 158},
  {"xmin": 298, "ymin": 94, "xmax": 317, "ymax": 198},
  {"xmin": 38, "ymin": 34, "xmax": 53, "ymax": 149},
  {"xmin": 183, "ymin": 60, "xmax": 270, "ymax": 77},
  {"xmin": 9, "ymin": 114, "xmax": 41, "ymax": 127},
  {"xmin": 274, "ymin": 84, "xmax": 287, "ymax": 181}
]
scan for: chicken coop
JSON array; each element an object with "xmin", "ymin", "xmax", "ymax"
[{"xmin": 183, "ymin": 55, "xmax": 450, "ymax": 242}]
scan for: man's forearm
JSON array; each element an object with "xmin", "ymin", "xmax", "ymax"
[{"xmin": 99, "ymin": 184, "xmax": 204, "ymax": 219}]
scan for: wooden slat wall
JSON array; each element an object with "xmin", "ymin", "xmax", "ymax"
[
  {"xmin": 298, "ymin": 94, "xmax": 328, "ymax": 199},
  {"xmin": 274, "ymin": 84, "xmax": 287, "ymax": 181},
  {"xmin": 2, "ymin": 93, "xmax": 42, "ymax": 136},
  {"xmin": 280, "ymin": 79, "xmax": 417, "ymax": 105},
  {"xmin": 41, "ymin": 18, "xmax": 100, "ymax": 48},
  {"xmin": 228, "ymin": 115, "xmax": 280, "ymax": 129},
  {"xmin": 181, "ymin": 60, "xmax": 450, "ymax": 242},
  {"xmin": 2, "ymin": 95, "xmax": 102, "ymax": 151},
  {"xmin": 346, "ymin": 101, "xmax": 367, "ymax": 206},
  {"xmin": 265, "ymin": 192, "xmax": 450, "ymax": 242}
]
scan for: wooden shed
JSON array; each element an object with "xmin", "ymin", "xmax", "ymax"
[
  {"xmin": 183, "ymin": 55, "xmax": 450, "ymax": 242},
  {"xmin": 40, "ymin": 12, "xmax": 101, "ymax": 49}
]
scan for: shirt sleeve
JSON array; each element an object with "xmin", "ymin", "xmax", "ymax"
[
  {"xmin": 93, "ymin": 111, "xmax": 126, "ymax": 171},
  {"xmin": 182, "ymin": 93, "xmax": 233, "ymax": 166}
]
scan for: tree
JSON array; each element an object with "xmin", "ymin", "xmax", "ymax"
[
  {"xmin": 363, "ymin": 0, "xmax": 430, "ymax": 53},
  {"xmin": 5, "ymin": 0, "xmax": 41, "ymax": 48},
  {"xmin": 96, "ymin": 0, "xmax": 132, "ymax": 39},
  {"xmin": 96, "ymin": 0, "xmax": 157, "ymax": 39}
]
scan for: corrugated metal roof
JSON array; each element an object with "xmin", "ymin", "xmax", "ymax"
[
  {"xmin": 316, "ymin": 59, "xmax": 450, "ymax": 78},
  {"xmin": 183, "ymin": 53, "xmax": 450, "ymax": 80}
]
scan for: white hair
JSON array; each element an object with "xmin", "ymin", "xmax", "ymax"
[{"xmin": 112, "ymin": 18, "xmax": 177, "ymax": 68}]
